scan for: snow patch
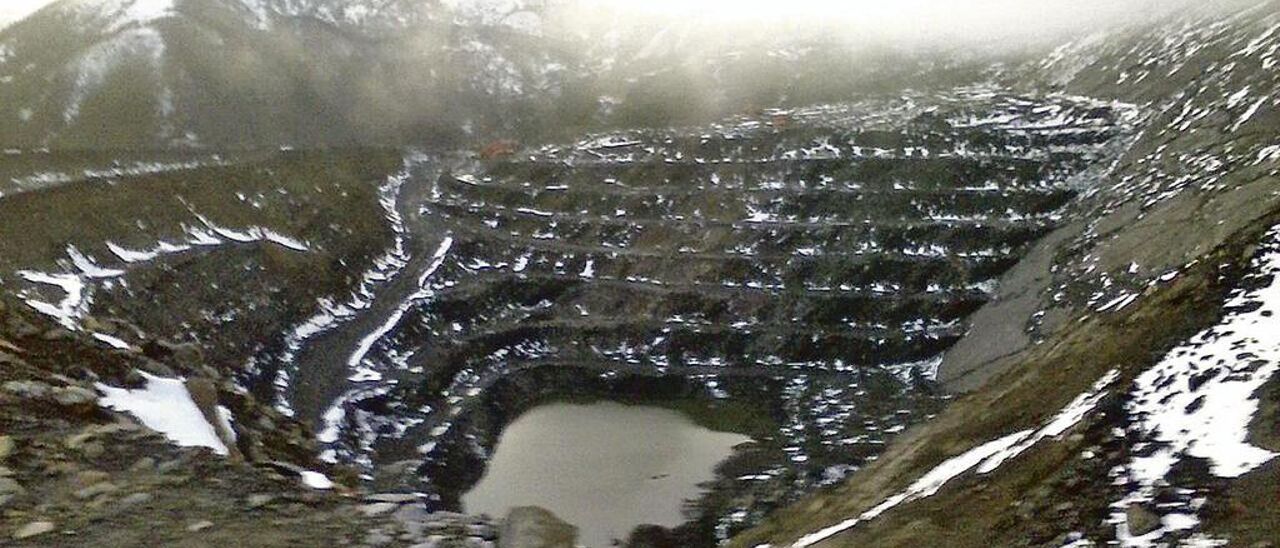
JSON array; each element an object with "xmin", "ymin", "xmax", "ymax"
[
  {"xmin": 1109, "ymin": 225, "xmax": 1280, "ymax": 545},
  {"xmin": 17, "ymin": 270, "xmax": 87, "ymax": 329},
  {"xmin": 1130, "ymin": 226, "xmax": 1280, "ymax": 476},
  {"xmin": 300, "ymin": 470, "xmax": 334, "ymax": 490},
  {"xmin": 93, "ymin": 332, "xmax": 132, "ymax": 350},
  {"xmin": 96, "ymin": 372, "xmax": 229, "ymax": 456}
]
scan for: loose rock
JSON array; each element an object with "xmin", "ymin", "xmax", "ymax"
[
  {"xmin": 360, "ymin": 502, "xmax": 400, "ymax": 517},
  {"xmin": 74, "ymin": 481, "xmax": 119, "ymax": 500},
  {"xmin": 1126, "ymin": 503, "xmax": 1162, "ymax": 537},
  {"xmin": 247, "ymin": 494, "xmax": 275, "ymax": 509},
  {"xmin": 13, "ymin": 521, "xmax": 55, "ymax": 540},
  {"xmin": 3, "ymin": 380, "xmax": 52, "ymax": 400},
  {"xmin": 129, "ymin": 457, "xmax": 156, "ymax": 472},
  {"xmin": 366, "ymin": 493, "xmax": 421, "ymax": 504},
  {"xmin": 72, "ymin": 470, "xmax": 111, "ymax": 489},
  {"xmin": 0, "ymin": 477, "xmax": 26, "ymax": 496},
  {"xmin": 119, "ymin": 492, "xmax": 153, "ymax": 507},
  {"xmin": 52, "ymin": 386, "xmax": 99, "ymax": 408},
  {"xmin": 500, "ymin": 506, "xmax": 577, "ymax": 548}
]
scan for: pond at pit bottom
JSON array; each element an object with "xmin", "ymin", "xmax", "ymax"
[{"xmin": 462, "ymin": 401, "xmax": 752, "ymax": 547}]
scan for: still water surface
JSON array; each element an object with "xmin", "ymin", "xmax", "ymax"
[{"xmin": 463, "ymin": 402, "xmax": 751, "ymax": 547}]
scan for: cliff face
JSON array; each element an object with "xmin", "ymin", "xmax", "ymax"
[{"xmin": 734, "ymin": 2, "xmax": 1280, "ymax": 546}]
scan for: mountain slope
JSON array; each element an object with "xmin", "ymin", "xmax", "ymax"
[
  {"xmin": 0, "ymin": 0, "xmax": 998, "ymax": 149},
  {"xmin": 0, "ymin": 0, "xmax": 594, "ymax": 148},
  {"xmin": 734, "ymin": 2, "xmax": 1280, "ymax": 546}
]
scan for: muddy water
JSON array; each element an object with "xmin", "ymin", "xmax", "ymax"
[{"xmin": 462, "ymin": 402, "xmax": 751, "ymax": 547}]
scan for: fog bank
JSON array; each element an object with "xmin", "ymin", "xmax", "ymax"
[{"xmin": 562, "ymin": 0, "xmax": 1242, "ymax": 48}]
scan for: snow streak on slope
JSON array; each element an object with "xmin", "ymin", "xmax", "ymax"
[
  {"xmin": 65, "ymin": 0, "xmax": 175, "ymax": 33},
  {"xmin": 65, "ymin": 27, "xmax": 167, "ymax": 125},
  {"xmin": 97, "ymin": 371, "xmax": 230, "ymax": 456},
  {"xmin": 17, "ymin": 218, "xmax": 310, "ymax": 340},
  {"xmin": 268, "ymin": 163, "xmax": 414, "ymax": 417},
  {"xmin": 777, "ymin": 369, "xmax": 1120, "ymax": 548},
  {"xmin": 316, "ymin": 234, "xmax": 453, "ymax": 448},
  {"xmin": 1107, "ymin": 224, "xmax": 1280, "ymax": 546},
  {"xmin": 4, "ymin": 157, "xmax": 226, "ymax": 198}
]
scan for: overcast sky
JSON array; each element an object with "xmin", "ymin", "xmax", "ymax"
[{"xmin": 0, "ymin": 0, "xmax": 55, "ymax": 28}]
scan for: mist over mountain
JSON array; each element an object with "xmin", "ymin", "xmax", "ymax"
[{"xmin": 2, "ymin": 0, "xmax": 1251, "ymax": 149}]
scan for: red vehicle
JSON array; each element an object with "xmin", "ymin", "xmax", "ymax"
[{"xmin": 479, "ymin": 140, "xmax": 519, "ymax": 160}]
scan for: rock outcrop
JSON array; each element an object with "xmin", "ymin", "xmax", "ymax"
[{"xmin": 500, "ymin": 506, "xmax": 578, "ymax": 548}]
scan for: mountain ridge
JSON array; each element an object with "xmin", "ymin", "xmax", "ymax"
[{"xmin": 0, "ymin": 0, "xmax": 1017, "ymax": 150}]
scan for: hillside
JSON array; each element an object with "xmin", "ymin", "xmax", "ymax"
[
  {"xmin": 0, "ymin": 0, "xmax": 994, "ymax": 149},
  {"xmin": 0, "ymin": 0, "xmax": 592, "ymax": 148},
  {"xmin": 735, "ymin": 1, "xmax": 1280, "ymax": 546}
]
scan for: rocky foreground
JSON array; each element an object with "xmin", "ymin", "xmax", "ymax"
[{"xmin": 0, "ymin": 292, "xmax": 537, "ymax": 547}]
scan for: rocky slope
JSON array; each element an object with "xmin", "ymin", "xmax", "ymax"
[
  {"xmin": 735, "ymin": 1, "xmax": 1280, "ymax": 546},
  {"xmin": 0, "ymin": 149, "xmax": 526, "ymax": 547}
]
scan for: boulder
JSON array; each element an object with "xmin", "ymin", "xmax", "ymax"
[
  {"xmin": 52, "ymin": 386, "xmax": 99, "ymax": 408},
  {"xmin": 0, "ymin": 478, "xmax": 26, "ymax": 496},
  {"xmin": 144, "ymin": 340, "xmax": 205, "ymax": 367},
  {"xmin": 185, "ymin": 378, "xmax": 242, "ymax": 461},
  {"xmin": 359, "ymin": 502, "xmax": 400, "ymax": 517},
  {"xmin": 2, "ymin": 380, "xmax": 52, "ymax": 400},
  {"xmin": 1126, "ymin": 503, "xmax": 1161, "ymax": 537},
  {"xmin": 12, "ymin": 521, "xmax": 55, "ymax": 540},
  {"xmin": 500, "ymin": 506, "xmax": 577, "ymax": 548}
]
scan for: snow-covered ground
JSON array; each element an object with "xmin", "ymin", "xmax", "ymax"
[
  {"xmin": 96, "ymin": 372, "xmax": 230, "ymax": 456},
  {"xmin": 773, "ymin": 222, "xmax": 1280, "ymax": 547},
  {"xmin": 1107, "ymin": 224, "xmax": 1280, "ymax": 546},
  {"xmin": 16, "ymin": 217, "xmax": 310, "ymax": 342}
]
